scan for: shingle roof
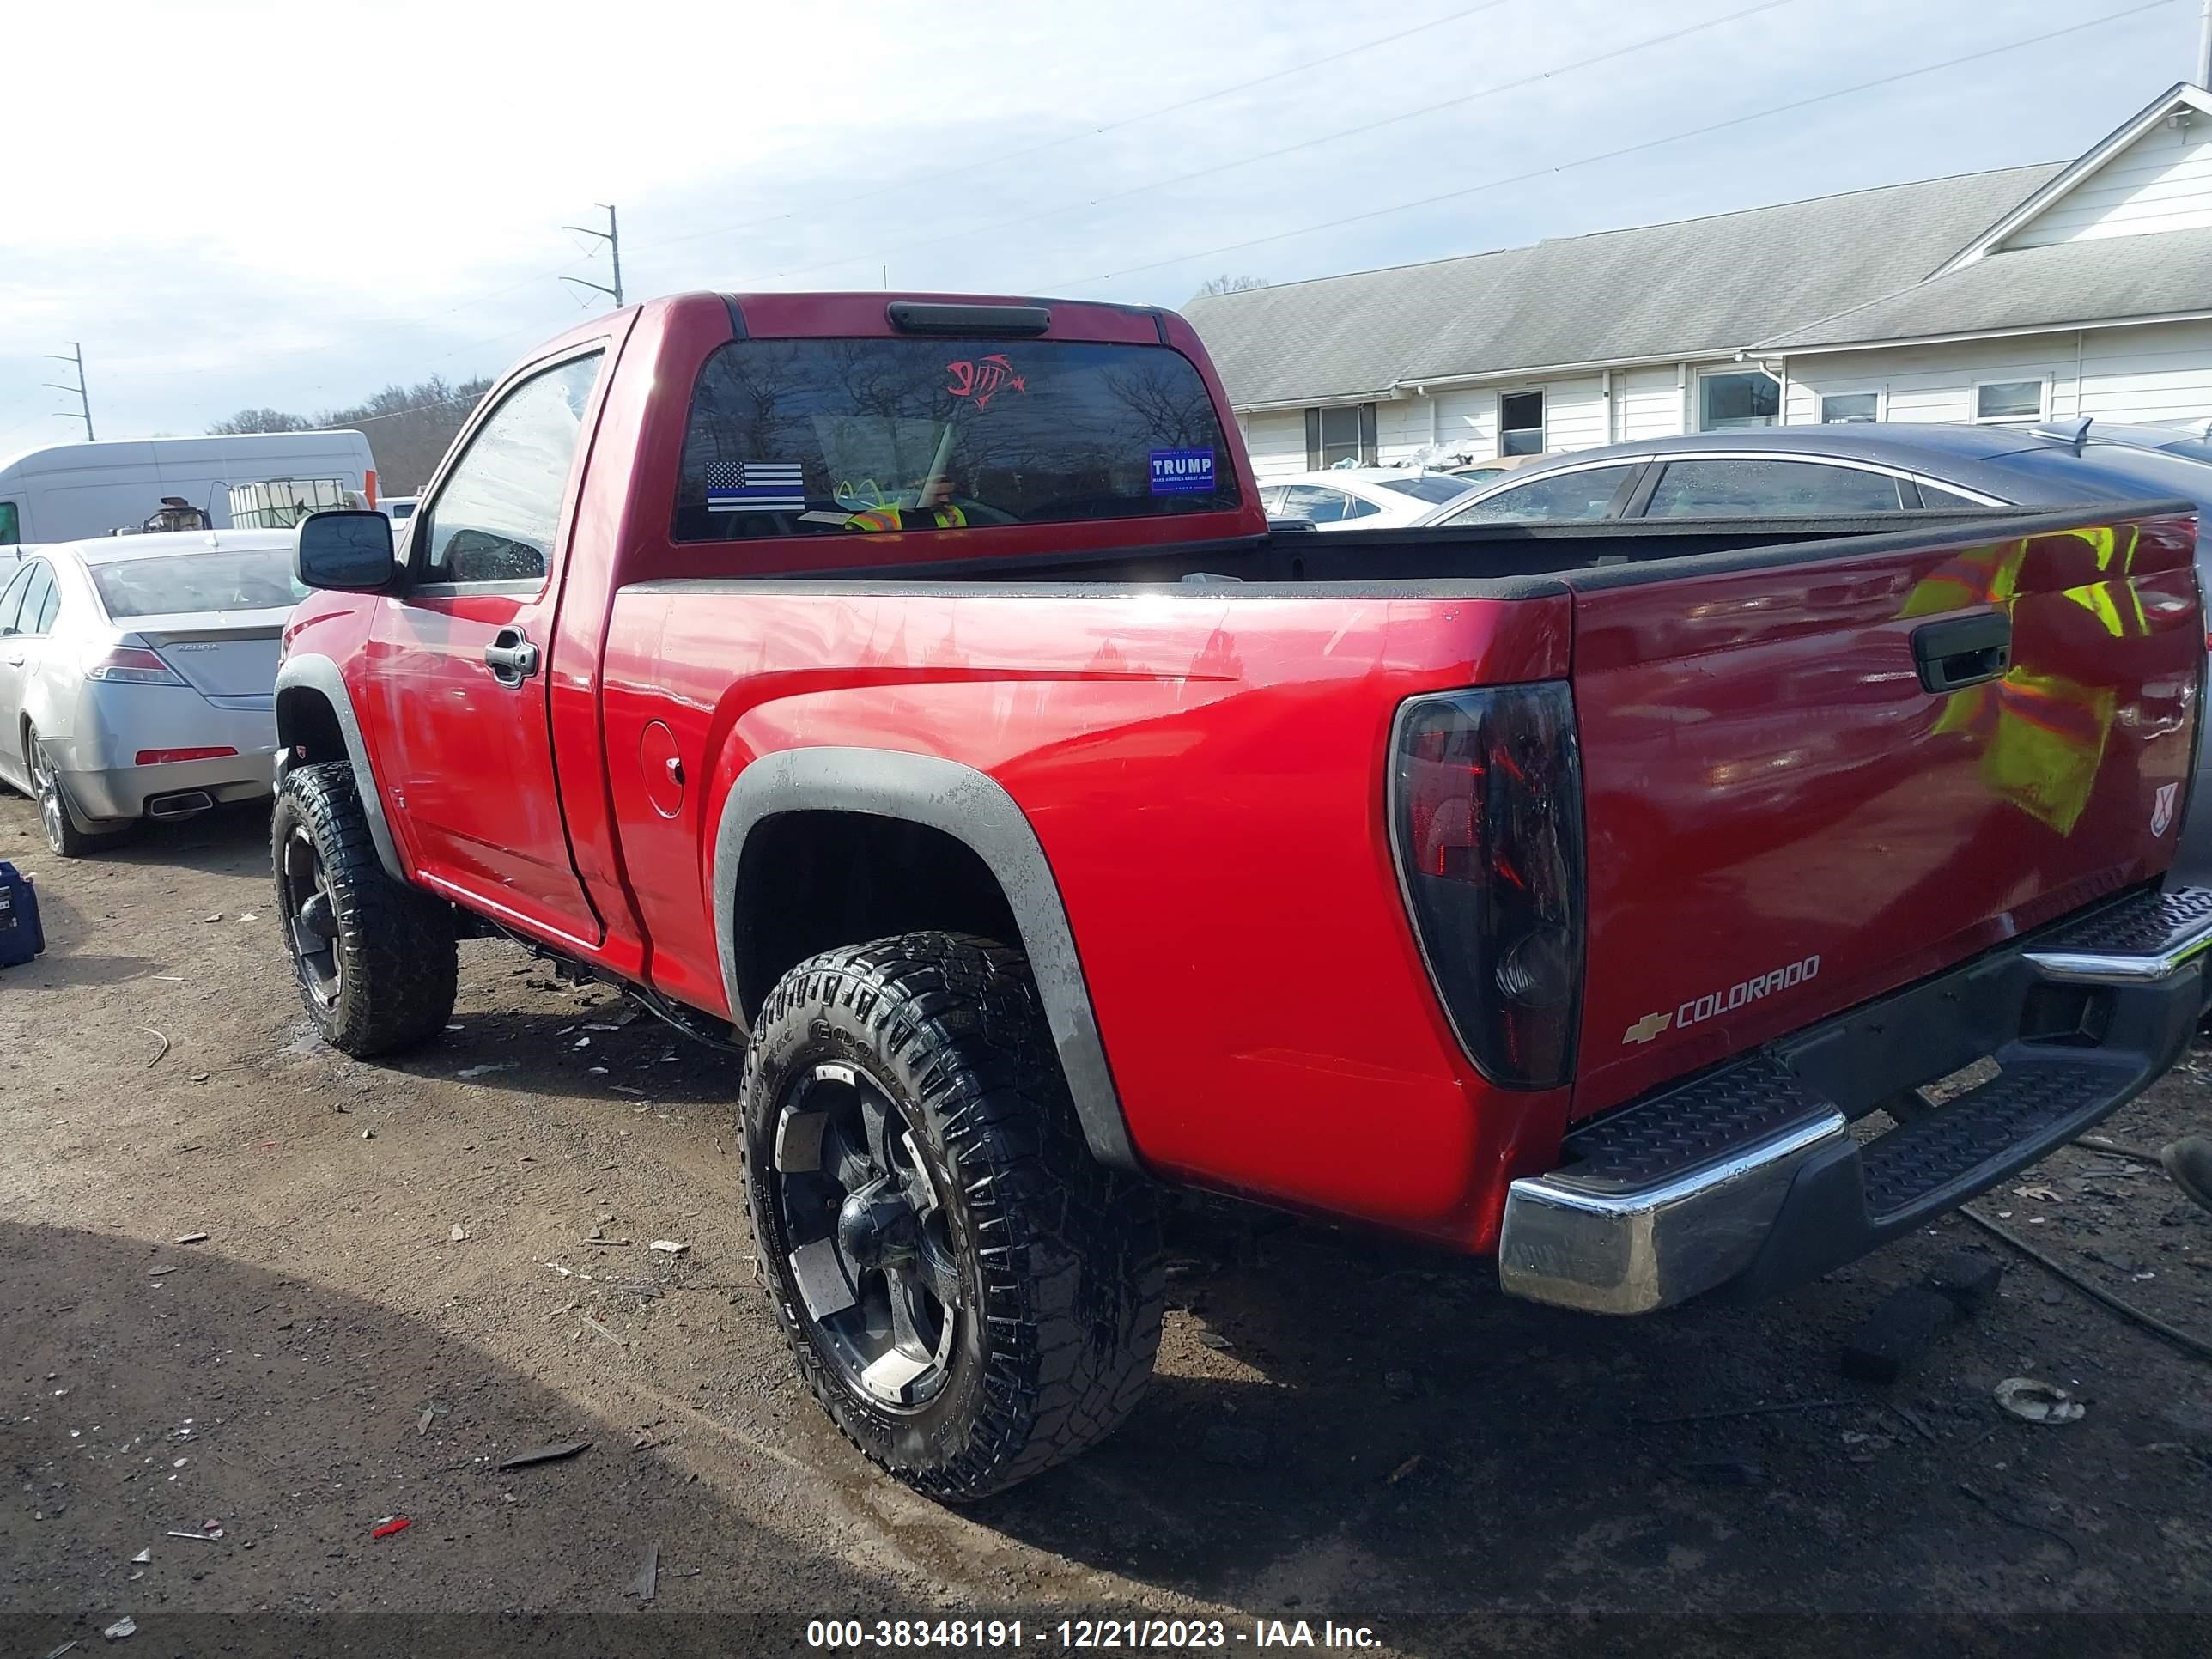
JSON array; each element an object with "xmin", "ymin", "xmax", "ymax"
[
  {"xmin": 1755, "ymin": 227, "xmax": 2212, "ymax": 349},
  {"xmin": 1182, "ymin": 163, "xmax": 2064, "ymax": 408}
]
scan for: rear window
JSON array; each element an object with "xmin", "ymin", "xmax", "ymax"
[
  {"xmin": 1376, "ymin": 474, "xmax": 1470, "ymax": 504},
  {"xmin": 90, "ymin": 547, "xmax": 302, "ymax": 618},
  {"xmin": 673, "ymin": 337, "xmax": 1239, "ymax": 542}
]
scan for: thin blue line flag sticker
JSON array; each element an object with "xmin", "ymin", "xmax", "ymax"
[
  {"xmin": 1149, "ymin": 447, "xmax": 1216, "ymax": 495},
  {"xmin": 706, "ymin": 459, "xmax": 806, "ymax": 512}
]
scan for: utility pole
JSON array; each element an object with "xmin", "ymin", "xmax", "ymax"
[
  {"xmin": 561, "ymin": 204, "xmax": 624, "ymax": 307},
  {"xmin": 44, "ymin": 343, "xmax": 94, "ymax": 441},
  {"xmin": 2197, "ymin": 0, "xmax": 2210, "ymax": 90}
]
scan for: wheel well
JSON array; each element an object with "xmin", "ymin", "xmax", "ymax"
[
  {"xmin": 732, "ymin": 811, "xmax": 1021, "ymax": 1023},
  {"xmin": 276, "ymin": 686, "xmax": 347, "ymax": 766}
]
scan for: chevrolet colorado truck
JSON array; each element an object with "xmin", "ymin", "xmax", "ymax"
[{"xmin": 271, "ymin": 289, "xmax": 2212, "ymax": 1501}]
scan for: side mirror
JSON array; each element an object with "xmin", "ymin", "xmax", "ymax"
[{"xmin": 297, "ymin": 510, "xmax": 398, "ymax": 592}]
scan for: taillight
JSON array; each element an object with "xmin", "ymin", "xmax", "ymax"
[
  {"xmin": 136, "ymin": 747, "xmax": 238, "ymax": 765},
  {"xmin": 1389, "ymin": 683, "xmax": 1585, "ymax": 1088},
  {"xmin": 85, "ymin": 647, "xmax": 186, "ymax": 685}
]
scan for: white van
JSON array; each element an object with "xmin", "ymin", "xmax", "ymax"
[{"xmin": 0, "ymin": 432, "xmax": 377, "ymax": 546}]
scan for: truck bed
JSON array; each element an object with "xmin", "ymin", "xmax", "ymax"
[{"xmin": 598, "ymin": 497, "xmax": 2202, "ymax": 1244}]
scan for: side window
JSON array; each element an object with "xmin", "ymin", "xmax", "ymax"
[
  {"xmin": 1255, "ymin": 486, "xmax": 1285, "ymax": 516},
  {"xmin": 1443, "ymin": 464, "xmax": 1639, "ymax": 525},
  {"xmin": 0, "ymin": 565, "xmax": 31, "ymax": 635},
  {"xmin": 1916, "ymin": 481, "xmax": 1987, "ymax": 507},
  {"xmin": 33, "ymin": 572, "xmax": 61, "ymax": 634},
  {"xmin": 12, "ymin": 562, "xmax": 55, "ymax": 637},
  {"xmin": 0, "ymin": 502, "xmax": 19, "ymax": 546},
  {"xmin": 1340, "ymin": 495, "xmax": 1382, "ymax": 520},
  {"xmin": 1278, "ymin": 485, "xmax": 1349, "ymax": 524},
  {"xmin": 1643, "ymin": 459, "xmax": 1905, "ymax": 517},
  {"xmin": 416, "ymin": 353, "xmax": 603, "ymax": 586}
]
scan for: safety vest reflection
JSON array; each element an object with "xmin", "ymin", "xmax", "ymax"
[
  {"xmin": 841, "ymin": 502, "xmax": 969, "ymax": 532},
  {"xmin": 1900, "ymin": 526, "xmax": 2147, "ymax": 837}
]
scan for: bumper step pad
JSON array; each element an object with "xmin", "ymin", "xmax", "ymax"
[
  {"xmin": 2025, "ymin": 884, "xmax": 2212, "ymax": 983},
  {"xmin": 1557, "ymin": 1054, "xmax": 1833, "ymax": 1193},
  {"xmin": 1858, "ymin": 1059, "xmax": 2112, "ymax": 1218}
]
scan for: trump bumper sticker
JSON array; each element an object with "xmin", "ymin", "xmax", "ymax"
[{"xmin": 1150, "ymin": 448, "xmax": 1216, "ymax": 495}]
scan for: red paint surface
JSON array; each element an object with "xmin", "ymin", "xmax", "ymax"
[{"xmin": 283, "ymin": 289, "xmax": 2203, "ymax": 1255}]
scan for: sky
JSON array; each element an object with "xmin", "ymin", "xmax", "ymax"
[{"xmin": 0, "ymin": 0, "xmax": 2203, "ymax": 448}]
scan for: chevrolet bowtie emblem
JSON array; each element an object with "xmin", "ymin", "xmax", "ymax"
[{"xmin": 1622, "ymin": 1011, "xmax": 1672, "ymax": 1046}]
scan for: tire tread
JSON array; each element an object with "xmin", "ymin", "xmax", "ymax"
[
  {"xmin": 272, "ymin": 762, "xmax": 456, "ymax": 1055},
  {"xmin": 742, "ymin": 932, "xmax": 1163, "ymax": 1502}
]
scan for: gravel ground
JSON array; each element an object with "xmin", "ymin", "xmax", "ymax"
[{"xmin": 3, "ymin": 794, "xmax": 2209, "ymax": 1656}]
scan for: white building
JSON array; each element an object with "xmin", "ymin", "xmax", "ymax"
[{"xmin": 1187, "ymin": 83, "xmax": 2212, "ymax": 481}]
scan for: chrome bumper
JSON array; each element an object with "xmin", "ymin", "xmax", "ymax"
[
  {"xmin": 1500, "ymin": 884, "xmax": 2212, "ymax": 1315},
  {"xmin": 1498, "ymin": 1110, "xmax": 1848, "ymax": 1315}
]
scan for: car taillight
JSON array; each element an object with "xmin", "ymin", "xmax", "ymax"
[
  {"xmin": 135, "ymin": 747, "xmax": 238, "ymax": 765},
  {"xmin": 85, "ymin": 647, "xmax": 186, "ymax": 685},
  {"xmin": 1389, "ymin": 683, "xmax": 1585, "ymax": 1088}
]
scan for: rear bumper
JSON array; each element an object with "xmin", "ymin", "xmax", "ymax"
[
  {"xmin": 64, "ymin": 751, "xmax": 277, "ymax": 823},
  {"xmin": 1499, "ymin": 885, "xmax": 2212, "ymax": 1314}
]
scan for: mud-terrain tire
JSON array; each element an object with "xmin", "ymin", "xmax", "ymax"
[
  {"xmin": 740, "ymin": 932, "xmax": 1164, "ymax": 1503},
  {"xmin": 272, "ymin": 761, "xmax": 456, "ymax": 1056}
]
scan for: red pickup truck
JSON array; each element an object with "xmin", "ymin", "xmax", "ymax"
[{"xmin": 273, "ymin": 289, "xmax": 2211, "ymax": 1501}]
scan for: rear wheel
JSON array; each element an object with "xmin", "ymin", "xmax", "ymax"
[
  {"xmin": 741, "ymin": 933, "xmax": 1164, "ymax": 1502},
  {"xmin": 28, "ymin": 730, "xmax": 127, "ymax": 858},
  {"xmin": 272, "ymin": 761, "xmax": 456, "ymax": 1055}
]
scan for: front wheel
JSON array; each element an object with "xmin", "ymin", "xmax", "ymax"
[
  {"xmin": 740, "ymin": 933, "xmax": 1164, "ymax": 1503},
  {"xmin": 272, "ymin": 761, "xmax": 457, "ymax": 1055}
]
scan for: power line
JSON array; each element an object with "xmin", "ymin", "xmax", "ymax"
[
  {"xmin": 750, "ymin": 0, "xmax": 1803, "ymax": 286},
  {"xmin": 311, "ymin": 388, "xmax": 486, "ymax": 428},
  {"xmin": 43, "ymin": 343, "xmax": 93, "ymax": 441},
  {"xmin": 1033, "ymin": 0, "xmax": 2183, "ymax": 291},
  {"xmin": 629, "ymin": 0, "xmax": 1518, "ymax": 258},
  {"xmin": 561, "ymin": 204, "xmax": 624, "ymax": 307}
]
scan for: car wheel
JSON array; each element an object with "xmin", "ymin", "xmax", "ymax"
[
  {"xmin": 272, "ymin": 761, "xmax": 456, "ymax": 1055},
  {"xmin": 28, "ymin": 730, "xmax": 126, "ymax": 858},
  {"xmin": 740, "ymin": 932, "xmax": 1164, "ymax": 1503}
]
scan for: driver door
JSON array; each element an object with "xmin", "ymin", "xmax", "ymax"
[{"xmin": 368, "ymin": 349, "xmax": 606, "ymax": 948}]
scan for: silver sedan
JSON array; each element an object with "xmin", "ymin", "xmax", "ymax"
[{"xmin": 0, "ymin": 530, "xmax": 298, "ymax": 856}]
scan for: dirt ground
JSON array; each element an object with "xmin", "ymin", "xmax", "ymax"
[{"xmin": 3, "ymin": 793, "xmax": 2210, "ymax": 1656}]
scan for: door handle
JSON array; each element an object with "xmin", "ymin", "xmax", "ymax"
[
  {"xmin": 1911, "ymin": 611, "xmax": 2010, "ymax": 694},
  {"xmin": 483, "ymin": 626, "xmax": 540, "ymax": 688}
]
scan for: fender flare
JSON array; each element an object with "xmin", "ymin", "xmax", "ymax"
[
  {"xmin": 273, "ymin": 654, "xmax": 406, "ymax": 883},
  {"xmin": 712, "ymin": 747, "xmax": 1140, "ymax": 1172}
]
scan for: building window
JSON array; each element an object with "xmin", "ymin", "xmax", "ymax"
[
  {"xmin": 1974, "ymin": 380, "xmax": 2046, "ymax": 422},
  {"xmin": 1819, "ymin": 391, "xmax": 1881, "ymax": 424},
  {"xmin": 1499, "ymin": 391, "xmax": 1545, "ymax": 455},
  {"xmin": 1698, "ymin": 369, "xmax": 1780, "ymax": 431},
  {"xmin": 1304, "ymin": 403, "xmax": 1377, "ymax": 468}
]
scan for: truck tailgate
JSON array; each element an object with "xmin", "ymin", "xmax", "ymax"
[{"xmin": 1568, "ymin": 505, "xmax": 2203, "ymax": 1119}]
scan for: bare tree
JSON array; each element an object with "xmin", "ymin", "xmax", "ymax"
[
  {"xmin": 1192, "ymin": 275, "xmax": 1269, "ymax": 299},
  {"xmin": 209, "ymin": 407, "xmax": 313, "ymax": 434},
  {"xmin": 205, "ymin": 374, "xmax": 495, "ymax": 494}
]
